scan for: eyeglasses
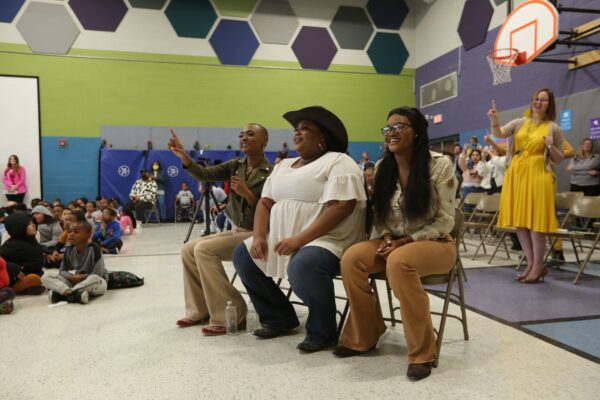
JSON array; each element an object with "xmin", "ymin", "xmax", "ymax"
[
  {"xmin": 381, "ymin": 122, "xmax": 412, "ymax": 135},
  {"xmin": 531, "ymin": 97, "xmax": 549, "ymax": 103}
]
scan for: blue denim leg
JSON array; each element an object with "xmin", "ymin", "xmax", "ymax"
[
  {"xmin": 157, "ymin": 193, "xmax": 166, "ymax": 220},
  {"xmin": 461, "ymin": 186, "xmax": 485, "ymax": 213},
  {"xmin": 287, "ymin": 246, "xmax": 340, "ymax": 344},
  {"xmin": 232, "ymin": 244, "xmax": 299, "ymax": 330}
]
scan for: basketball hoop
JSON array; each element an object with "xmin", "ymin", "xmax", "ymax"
[{"xmin": 486, "ymin": 48, "xmax": 522, "ymax": 85}]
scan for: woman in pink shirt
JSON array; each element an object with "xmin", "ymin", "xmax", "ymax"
[{"xmin": 3, "ymin": 155, "xmax": 27, "ymax": 204}]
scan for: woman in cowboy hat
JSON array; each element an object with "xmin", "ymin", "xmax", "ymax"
[{"xmin": 233, "ymin": 106, "xmax": 367, "ymax": 353}]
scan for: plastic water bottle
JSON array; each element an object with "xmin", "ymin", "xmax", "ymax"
[
  {"xmin": 225, "ymin": 301, "xmax": 237, "ymax": 336},
  {"xmin": 246, "ymin": 302, "xmax": 259, "ymax": 333}
]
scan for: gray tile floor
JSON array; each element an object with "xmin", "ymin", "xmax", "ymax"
[{"xmin": 3, "ymin": 223, "xmax": 600, "ymax": 400}]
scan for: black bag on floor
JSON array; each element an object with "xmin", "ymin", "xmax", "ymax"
[{"xmin": 107, "ymin": 271, "xmax": 144, "ymax": 290}]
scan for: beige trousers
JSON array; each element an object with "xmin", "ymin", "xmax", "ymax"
[
  {"xmin": 182, "ymin": 227, "xmax": 250, "ymax": 325},
  {"xmin": 339, "ymin": 238, "xmax": 456, "ymax": 364}
]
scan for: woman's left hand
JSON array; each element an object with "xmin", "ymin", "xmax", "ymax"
[
  {"xmin": 274, "ymin": 236, "xmax": 302, "ymax": 256},
  {"xmin": 544, "ymin": 135, "xmax": 554, "ymax": 147},
  {"xmin": 376, "ymin": 236, "xmax": 414, "ymax": 259}
]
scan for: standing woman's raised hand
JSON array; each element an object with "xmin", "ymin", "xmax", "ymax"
[
  {"xmin": 487, "ymin": 100, "xmax": 499, "ymax": 126},
  {"xmin": 168, "ymin": 128, "xmax": 192, "ymax": 167}
]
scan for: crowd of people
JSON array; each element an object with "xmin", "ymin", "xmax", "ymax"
[{"xmin": 2, "ymin": 88, "xmax": 595, "ymax": 381}]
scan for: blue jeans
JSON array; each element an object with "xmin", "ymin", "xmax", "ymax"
[
  {"xmin": 157, "ymin": 193, "xmax": 166, "ymax": 220},
  {"xmin": 462, "ymin": 186, "xmax": 485, "ymax": 212},
  {"xmin": 232, "ymin": 244, "xmax": 340, "ymax": 344}
]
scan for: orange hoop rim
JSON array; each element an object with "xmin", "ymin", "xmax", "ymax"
[{"xmin": 487, "ymin": 48, "xmax": 524, "ymax": 66}]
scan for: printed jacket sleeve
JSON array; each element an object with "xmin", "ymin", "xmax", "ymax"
[
  {"xmin": 129, "ymin": 180, "xmax": 141, "ymax": 199},
  {"xmin": 409, "ymin": 157, "xmax": 457, "ymax": 241},
  {"xmin": 141, "ymin": 181, "xmax": 158, "ymax": 203}
]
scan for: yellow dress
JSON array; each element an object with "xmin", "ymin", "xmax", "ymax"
[{"xmin": 498, "ymin": 120, "xmax": 557, "ymax": 233}]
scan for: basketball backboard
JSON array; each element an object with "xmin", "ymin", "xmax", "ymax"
[{"xmin": 496, "ymin": 0, "xmax": 559, "ymax": 65}]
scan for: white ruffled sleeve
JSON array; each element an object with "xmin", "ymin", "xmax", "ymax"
[{"xmin": 319, "ymin": 154, "xmax": 367, "ymax": 204}]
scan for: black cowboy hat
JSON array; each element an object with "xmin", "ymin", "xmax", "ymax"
[{"xmin": 283, "ymin": 106, "xmax": 348, "ymax": 153}]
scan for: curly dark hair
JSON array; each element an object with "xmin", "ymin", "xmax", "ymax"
[{"xmin": 372, "ymin": 107, "xmax": 432, "ymax": 224}]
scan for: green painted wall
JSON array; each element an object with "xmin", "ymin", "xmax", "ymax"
[{"xmin": 0, "ymin": 43, "xmax": 415, "ymax": 142}]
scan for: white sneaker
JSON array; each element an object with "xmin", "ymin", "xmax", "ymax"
[{"xmin": 79, "ymin": 291, "xmax": 89, "ymax": 304}]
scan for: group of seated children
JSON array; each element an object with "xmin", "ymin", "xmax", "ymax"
[{"xmin": 0, "ymin": 196, "xmax": 126, "ymax": 313}]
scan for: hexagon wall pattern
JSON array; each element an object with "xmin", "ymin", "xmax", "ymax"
[
  {"xmin": 212, "ymin": 0, "xmax": 258, "ymax": 18},
  {"xmin": 250, "ymin": 0, "xmax": 298, "ymax": 45},
  {"xmin": 292, "ymin": 27, "xmax": 337, "ymax": 70},
  {"xmin": 457, "ymin": 0, "xmax": 493, "ymax": 50},
  {"xmin": 69, "ymin": 0, "xmax": 128, "ymax": 32},
  {"xmin": 128, "ymin": 0, "xmax": 167, "ymax": 10},
  {"xmin": 0, "ymin": 0, "xmax": 25, "ymax": 23},
  {"xmin": 367, "ymin": 32, "xmax": 408, "ymax": 74},
  {"xmin": 165, "ymin": 0, "xmax": 217, "ymax": 39},
  {"xmin": 330, "ymin": 6, "xmax": 374, "ymax": 50},
  {"xmin": 16, "ymin": 2, "xmax": 80, "ymax": 55},
  {"xmin": 209, "ymin": 20, "xmax": 259, "ymax": 66},
  {"xmin": 367, "ymin": 0, "xmax": 409, "ymax": 30}
]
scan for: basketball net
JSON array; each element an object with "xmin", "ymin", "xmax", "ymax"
[{"xmin": 486, "ymin": 48, "xmax": 520, "ymax": 85}]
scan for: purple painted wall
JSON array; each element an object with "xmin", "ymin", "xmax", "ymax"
[{"xmin": 417, "ymin": 0, "xmax": 600, "ymax": 140}]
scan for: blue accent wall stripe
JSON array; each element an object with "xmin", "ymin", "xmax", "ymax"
[{"xmin": 42, "ymin": 136, "xmax": 100, "ymax": 202}]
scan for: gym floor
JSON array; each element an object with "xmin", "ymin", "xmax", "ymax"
[{"xmin": 3, "ymin": 223, "xmax": 599, "ymax": 400}]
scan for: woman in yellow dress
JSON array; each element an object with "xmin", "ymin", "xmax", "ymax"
[{"xmin": 488, "ymin": 88, "xmax": 565, "ymax": 283}]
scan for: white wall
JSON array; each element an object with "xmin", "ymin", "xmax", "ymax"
[
  {"xmin": 0, "ymin": 75, "xmax": 42, "ymax": 206},
  {"xmin": 412, "ymin": 0, "xmax": 510, "ymax": 67}
]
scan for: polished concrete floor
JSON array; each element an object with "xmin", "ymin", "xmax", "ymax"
[{"xmin": 3, "ymin": 223, "xmax": 600, "ymax": 400}]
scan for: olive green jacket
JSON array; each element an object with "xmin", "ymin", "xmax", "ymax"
[{"xmin": 184, "ymin": 156, "xmax": 272, "ymax": 230}]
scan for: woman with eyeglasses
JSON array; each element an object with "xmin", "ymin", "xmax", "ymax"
[
  {"xmin": 488, "ymin": 88, "xmax": 565, "ymax": 283},
  {"xmin": 334, "ymin": 107, "xmax": 457, "ymax": 381}
]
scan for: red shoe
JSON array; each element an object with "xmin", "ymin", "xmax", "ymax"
[
  {"xmin": 201, "ymin": 325, "xmax": 227, "ymax": 336},
  {"xmin": 202, "ymin": 321, "xmax": 246, "ymax": 336},
  {"xmin": 176, "ymin": 316, "xmax": 209, "ymax": 328}
]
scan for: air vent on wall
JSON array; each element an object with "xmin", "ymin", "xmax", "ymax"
[{"xmin": 420, "ymin": 71, "xmax": 458, "ymax": 108}]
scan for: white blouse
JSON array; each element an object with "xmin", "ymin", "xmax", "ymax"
[
  {"xmin": 245, "ymin": 152, "xmax": 367, "ymax": 278},
  {"xmin": 374, "ymin": 152, "xmax": 457, "ymax": 241}
]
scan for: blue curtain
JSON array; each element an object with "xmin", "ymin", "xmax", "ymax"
[{"xmin": 100, "ymin": 149, "xmax": 286, "ymax": 220}]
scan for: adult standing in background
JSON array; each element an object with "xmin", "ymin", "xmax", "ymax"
[
  {"xmin": 358, "ymin": 151, "xmax": 370, "ymax": 171},
  {"xmin": 489, "ymin": 88, "xmax": 565, "ymax": 283},
  {"xmin": 566, "ymin": 138, "xmax": 600, "ymax": 196},
  {"xmin": 150, "ymin": 160, "xmax": 168, "ymax": 220},
  {"xmin": 3, "ymin": 155, "xmax": 27, "ymax": 204}
]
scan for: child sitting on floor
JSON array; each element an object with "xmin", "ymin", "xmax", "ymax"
[
  {"xmin": 0, "ymin": 212, "xmax": 46, "ymax": 295},
  {"xmin": 0, "ymin": 256, "xmax": 16, "ymax": 314},
  {"xmin": 92, "ymin": 208, "xmax": 122, "ymax": 254},
  {"xmin": 42, "ymin": 221, "xmax": 108, "ymax": 304}
]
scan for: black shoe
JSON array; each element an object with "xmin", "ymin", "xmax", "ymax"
[
  {"xmin": 406, "ymin": 362, "xmax": 433, "ymax": 381},
  {"xmin": 49, "ymin": 290, "xmax": 65, "ymax": 304},
  {"xmin": 297, "ymin": 338, "xmax": 334, "ymax": 353},
  {"xmin": 253, "ymin": 325, "xmax": 294, "ymax": 339},
  {"xmin": 552, "ymin": 250, "xmax": 565, "ymax": 261},
  {"xmin": 66, "ymin": 291, "xmax": 89, "ymax": 304},
  {"xmin": 333, "ymin": 345, "xmax": 374, "ymax": 358}
]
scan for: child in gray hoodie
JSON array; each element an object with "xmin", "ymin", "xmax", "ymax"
[{"xmin": 41, "ymin": 221, "xmax": 108, "ymax": 304}]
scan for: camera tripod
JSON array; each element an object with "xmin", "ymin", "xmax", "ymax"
[{"xmin": 184, "ymin": 182, "xmax": 222, "ymax": 243}]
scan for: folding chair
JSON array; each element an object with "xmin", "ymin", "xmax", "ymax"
[
  {"xmin": 143, "ymin": 197, "xmax": 161, "ymax": 225},
  {"xmin": 544, "ymin": 196, "xmax": 600, "ymax": 284},
  {"xmin": 369, "ymin": 208, "xmax": 469, "ymax": 367},
  {"xmin": 463, "ymin": 194, "xmax": 503, "ymax": 260}
]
